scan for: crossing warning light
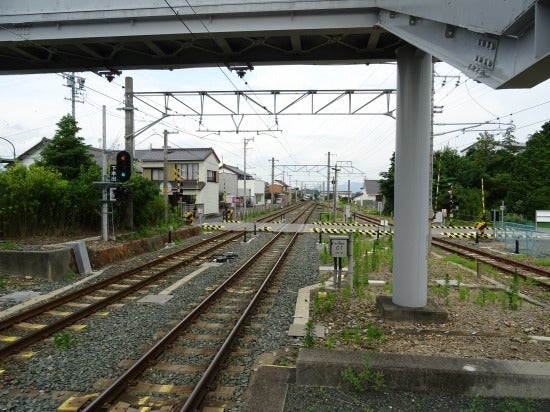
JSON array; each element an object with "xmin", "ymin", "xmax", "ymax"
[{"xmin": 116, "ymin": 151, "xmax": 131, "ymax": 182}]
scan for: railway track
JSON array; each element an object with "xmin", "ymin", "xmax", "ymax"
[
  {"xmin": 256, "ymin": 201, "xmax": 307, "ymax": 223},
  {"xmin": 82, "ymin": 231, "xmax": 300, "ymax": 411},
  {"xmin": 431, "ymin": 237, "xmax": 550, "ymax": 288},
  {"xmin": 353, "ymin": 211, "xmax": 390, "ymax": 226},
  {"xmin": 353, "ymin": 210, "xmax": 550, "ymax": 287},
  {"xmin": 0, "ymin": 202, "xmax": 316, "ymax": 363},
  {"xmin": 0, "ymin": 231, "xmax": 243, "ymax": 360},
  {"xmin": 1, "ymin": 202, "xmax": 547, "ymax": 410},
  {"xmin": 79, "ymin": 202, "xmax": 317, "ymax": 411}
]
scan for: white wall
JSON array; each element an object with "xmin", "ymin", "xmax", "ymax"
[
  {"xmin": 198, "ymin": 154, "xmax": 220, "ymax": 215},
  {"xmin": 238, "ymin": 178, "xmax": 266, "ymax": 205},
  {"xmin": 219, "ymin": 169, "xmax": 238, "ymax": 201}
]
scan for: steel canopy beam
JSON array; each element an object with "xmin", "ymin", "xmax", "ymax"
[
  {"xmin": 378, "ymin": 2, "xmax": 550, "ymax": 89},
  {"xmin": 276, "ymin": 163, "xmax": 364, "ymax": 176},
  {"xmin": 132, "ymin": 89, "xmax": 396, "ymax": 118}
]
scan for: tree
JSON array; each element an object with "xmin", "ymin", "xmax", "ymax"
[
  {"xmin": 378, "ymin": 152, "xmax": 395, "ymax": 215},
  {"xmin": 378, "ymin": 122, "xmax": 549, "ymax": 223},
  {"xmin": 508, "ymin": 121, "xmax": 550, "ymax": 219},
  {"xmin": 121, "ymin": 174, "xmax": 165, "ymax": 228},
  {"xmin": 501, "ymin": 124, "xmax": 519, "ymax": 150},
  {"xmin": 0, "ymin": 163, "xmax": 68, "ymax": 236},
  {"xmin": 39, "ymin": 114, "xmax": 95, "ymax": 180}
]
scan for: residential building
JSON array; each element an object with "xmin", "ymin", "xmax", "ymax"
[
  {"xmin": 266, "ymin": 179, "xmax": 286, "ymax": 196},
  {"xmin": 136, "ymin": 147, "xmax": 220, "ymax": 216},
  {"xmin": 14, "ymin": 137, "xmax": 49, "ymax": 167},
  {"xmin": 219, "ymin": 163, "xmax": 266, "ymax": 207},
  {"xmin": 354, "ymin": 179, "xmax": 384, "ymax": 209},
  {"xmin": 266, "ymin": 179, "xmax": 289, "ymax": 204},
  {"xmin": 15, "ymin": 137, "xmax": 118, "ymax": 169},
  {"xmin": 219, "ymin": 163, "xmax": 239, "ymax": 206}
]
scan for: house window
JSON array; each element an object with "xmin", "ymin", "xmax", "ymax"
[
  {"xmin": 181, "ymin": 195, "xmax": 196, "ymax": 204},
  {"xmin": 207, "ymin": 170, "xmax": 218, "ymax": 182},
  {"xmin": 151, "ymin": 168, "xmax": 164, "ymax": 181},
  {"xmin": 180, "ymin": 163, "xmax": 198, "ymax": 180}
]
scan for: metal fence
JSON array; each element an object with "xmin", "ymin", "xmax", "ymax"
[{"xmin": 493, "ymin": 222, "xmax": 550, "ymax": 258}]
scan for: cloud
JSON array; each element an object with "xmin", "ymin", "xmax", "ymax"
[{"xmin": 0, "ymin": 64, "xmax": 548, "ymax": 186}]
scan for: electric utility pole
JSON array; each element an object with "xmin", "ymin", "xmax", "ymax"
[
  {"xmin": 332, "ymin": 166, "xmax": 340, "ymax": 221},
  {"xmin": 124, "ymin": 77, "xmax": 134, "ymax": 228},
  {"xmin": 243, "ymin": 137, "xmax": 254, "ymax": 219},
  {"xmin": 101, "ymin": 106, "xmax": 108, "ymax": 241},
  {"xmin": 326, "ymin": 152, "xmax": 331, "ymax": 202},
  {"xmin": 270, "ymin": 157, "xmax": 275, "ymax": 208},
  {"xmin": 63, "ymin": 73, "xmax": 85, "ymax": 119}
]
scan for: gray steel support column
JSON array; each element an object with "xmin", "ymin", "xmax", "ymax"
[{"xmin": 393, "ymin": 46, "xmax": 432, "ymax": 308}]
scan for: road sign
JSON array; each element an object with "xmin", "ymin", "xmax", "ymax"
[
  {"xmin": 110, "ymin": 165, "xmax": 117, "ymax": 182},
  {"xmin": 330, "ymin": 236, "xmax": 349, "ymax": 258},
  {"xmin": 159, "ymin": 182, "xmax": 173, "ymax": 193}
]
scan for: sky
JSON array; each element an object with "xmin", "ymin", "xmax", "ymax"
[{"xmin": 0, "ymin": 62, "xmax": 549, "ymax": 191}]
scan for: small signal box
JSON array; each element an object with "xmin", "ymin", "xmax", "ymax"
[{"xmin": 329, "ymin": 235, "xmax": 349, "ymax": 258}]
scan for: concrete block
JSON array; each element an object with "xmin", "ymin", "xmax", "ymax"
[
  {"xmin": 376, "ymin": 295, "xmax": 448, "ymax": 323},
  {"xmin": 244, "ymin": 365, "xmax": 293, "ymax": 412},
  {"xmin": 296, "ymin": 348, "xmax": 550, "ymax": 399},
  {"xmin": 0, "ymin": 249, "xmax": 74, "ymax": 281},
  {"xmin": 0, "ymin": 291, "xmax": 41, "ymax": 302},
  {"xmin": 64, "ymin": 240, "xmax": 92, "ymax": 275},
  {"xmin": 138, "ymin": 294, "xmax": 173, "ymax": 305}
]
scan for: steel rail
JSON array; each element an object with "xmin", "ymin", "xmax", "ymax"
[
  {"xmin": 0, "ymin": 231, "xmax": 243, "ymax": 360},
  {"xmin": 350, "ymin": 210, "xmax": 548, "ymax": 284},
  {"xmin": 83, "ymin": 199, "xmax": 315, "ymax": 410},
  {"xmin": 256, "ymin": 201, "xmax": 306, "ymax": 223},
  {"xmin": 181, "ymin": 202, "xmax": 316, "ymax": 410},
  {"xmin": 82, "ymin": 230, "xmax": 294, "ymax": 411},
  {"xmin": 432, "ymin": 238, "xmax": 550, "ymax": 281},
  {"xmin": 181, "ymin": 231, "xmax": 300, "ymax": 411},
  {"xmin": 0, "ymin": 231, "xmax": 236, "ymax": 330}
]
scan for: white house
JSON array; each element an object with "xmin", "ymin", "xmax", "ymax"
[
  {"xmin": 219, "ymin": 163, "xmax": 239, "ymax": 205},
  {"xmin": 354, "ymin": 179, "xmax": 383, "ymax": 209},
  {"xmin": 219, "ymin": 163, "xmax": 265, "ymax": 207},
  {"xmin": 14, "ymin": 137, "xmax": 49, "ymax": 167},
  {"xmin": 137, "ymin": 147, "xmax": 221, "ymax": 216},
  {"xmin": 16, "ymin": 137, "xmax": 119, "ymax": 169}
]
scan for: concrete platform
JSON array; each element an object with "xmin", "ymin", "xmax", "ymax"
[
  {"xmin": 243, "ymin": 349, "xmax": 550, "ymax": 411},
  {"xmin": 245, "ymin": 263, "xmax": 549, "ymax": 409},
  {"xmin": 376, "ymin": 295, "xmax": 448, "ymax": 323},
  {"xmin": 0, "ymin": 248, "xmax": 77, "ymax": 281},
  {"xmin": 138, "ymin": 294, "xmax": 173, "ymax": 305},
  {"xmin": 295, "ymin": 349, "xmax": 550, "ymax": 399}
]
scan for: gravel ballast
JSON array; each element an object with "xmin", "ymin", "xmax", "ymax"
[
  {"xmin": 1, "ymin": 230, "xmax": 549, "ymax": 411},
  {"xmin": 0, "ymin": 232, "xmax": 320, "ymax": 411}
]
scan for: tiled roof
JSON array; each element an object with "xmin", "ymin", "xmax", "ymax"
[
  {"xmin": 16, "ymin": 137, "xmax": 49, "ymax": 160},
  {"xmin": 363, "ymin": 179, "xmax": 380, "ymax": 195},
  {"xmin": 135, "ymin": 147, "xmax": 219, "ymax": 163},
  {"xmin": 220, "ymin": 163, "xmax": 253, "ymax": 179}
]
